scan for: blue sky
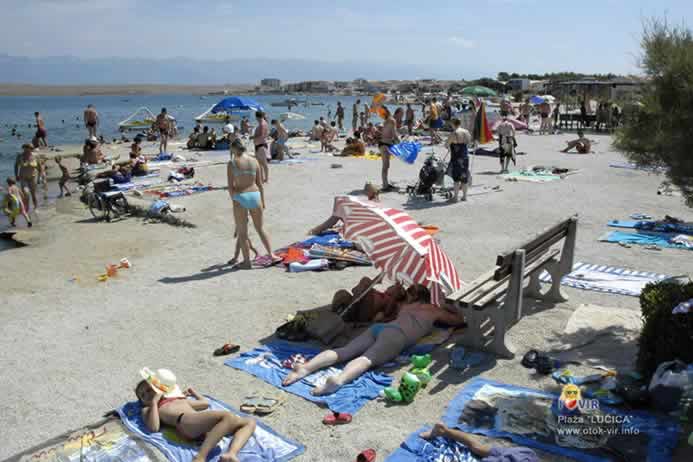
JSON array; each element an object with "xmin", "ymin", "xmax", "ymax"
[{"xmin": 1, "ymin": 0, "xmax": 692, "ymax": 80}]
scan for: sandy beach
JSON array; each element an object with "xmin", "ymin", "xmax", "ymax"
[{"xmin": 1, "ymin": 133, "xmax": 692, "ymax": 461}]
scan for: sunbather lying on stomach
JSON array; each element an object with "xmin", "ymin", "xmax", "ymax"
[
  {"xmin": 282, "ymin": 285, "xmax": 465, "ymax": 396},
  {"xmin": 135, "ymin": 370, "xmax": 255, "ymax": 462}
]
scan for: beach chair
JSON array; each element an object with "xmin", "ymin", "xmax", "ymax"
[{"xmin": 446, "ymin": 215, "xmax": 578, "ymax": 358}]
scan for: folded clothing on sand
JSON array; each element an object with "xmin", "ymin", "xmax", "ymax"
[
  {"xmin": 118, "ymin": 395, "xmax": 304, "ymax": 462},
  {"xmin": 226, "ymin": 341, "xmax": 392, "ymax": 415}
]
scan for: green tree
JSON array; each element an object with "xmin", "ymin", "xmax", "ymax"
[
  {"xmin": 497, "ymin": 72, "xmax": 511, "ymax": 81},
  {"xmin": 615, "ymin": 19, "xmax": 693, "ymax": 205}
]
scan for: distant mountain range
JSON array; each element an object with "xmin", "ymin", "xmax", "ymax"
[{"xmin": 0, "ymin": 54, "xmax": 453, "ymax": 85}]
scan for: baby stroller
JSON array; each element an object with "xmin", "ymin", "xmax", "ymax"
[{"xmin": 406, "ymin": 151, "xmax": 452, "ymax": 201}]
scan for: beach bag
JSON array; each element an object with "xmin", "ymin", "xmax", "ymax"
[{"xmin": 305, "ymin": 311, "xmax": 345, "ymax": 345}]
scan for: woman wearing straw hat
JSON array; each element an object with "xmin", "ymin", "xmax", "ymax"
[
  {"xmin": 136, "ymin": 368, "xmax": 255, "ymax": 462},
  {"xmin": 227, "ymin": 139, "xmax": 280, "ymax": 268}
]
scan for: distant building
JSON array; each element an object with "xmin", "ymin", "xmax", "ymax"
[
  {"xmin": 285, "ymin": 80, "xmax": 331, "ymax": 93},
  {"xmin": 260, "ymin": 78, "xmax": 281, "ymax": 89},
  {"xmin": 554, "ymin": 78, "xmax": 642, "ymax": 101},
  {"xmin": 353, "ymin": 78, "xmax": 368, "ymax": 86},
  {"xmin": 508, "ymin": 79, "xmax": 530, "ymax": 91}
]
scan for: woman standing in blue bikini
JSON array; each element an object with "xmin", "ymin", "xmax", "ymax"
[{"xmin": 227, "ymin": 139, "xmax": 279, "ymax": 269}]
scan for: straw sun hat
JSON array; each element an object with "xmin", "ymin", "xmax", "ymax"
[{"xmin": 139, "ymin": 367, "xmax": 185, "ymax": 398}]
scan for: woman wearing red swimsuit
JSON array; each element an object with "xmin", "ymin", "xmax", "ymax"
[{"xmin": 135, "ymin": 368, "xmax": 255, "ymax": 462}]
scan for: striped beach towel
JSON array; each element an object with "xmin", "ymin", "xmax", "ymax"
[{"xmin": 539, "ymin": 262, "xmax": 671, "ymax": 297}]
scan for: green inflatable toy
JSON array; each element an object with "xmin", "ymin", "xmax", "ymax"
[
  {"xmin": 410, "ymin": 354, "xmax": 432, "ymax": 386},
  {"xmin": 382, "ymin": 372, "xmax": 421, "ymax": 403}
]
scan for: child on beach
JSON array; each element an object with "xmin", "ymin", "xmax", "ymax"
[
  {"xmin": 55, "ymin": 157, "xmax": 72, "ymax": 197},
  {"xmin": 420, "ymin": 423, "xmax": 538, "ymax": 462},
  {"xmin": 135, "ymin": 368, "xmax": 255, "ymax": 462},
  {"xmin": 2, "ymin": 178, "xmax": 32, "ymax": 227}
]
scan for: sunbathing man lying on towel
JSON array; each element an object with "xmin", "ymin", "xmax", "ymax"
[
  {"xmin": 282, "ymin": 285, "xmax": 465, "ymax": 396},
  {"xmin": 308, "ymin": 185, "xmax": 380, "ymax": 236},
  {"xmin": 136, "ymin": 368, "xmax": 256, "ymax": 462},
  {"xmin": 332, "ymin": 276, "xmax": 407, "ymax": 323}
]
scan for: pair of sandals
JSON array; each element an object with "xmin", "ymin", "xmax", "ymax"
[{"xmin": 240, "ymin": 396, "xmax": 285, "ymax": 416}]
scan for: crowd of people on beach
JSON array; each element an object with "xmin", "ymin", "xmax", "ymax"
[{"xmin": 0, "ymin": 91, "xmax": 641, "ymax": 462}]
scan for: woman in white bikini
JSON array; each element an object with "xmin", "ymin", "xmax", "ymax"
[
  {"xmin": 282, "ymin": 285, "xmax": 465, "ymax": 396},
  {"xmin": 227, "ymin": 139, "xmax": 279, "ymax": 268}
]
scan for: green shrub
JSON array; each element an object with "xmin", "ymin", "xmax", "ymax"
[{"xmin": 637, "ymin": 280, "xmax": 693, "ymax": 378}]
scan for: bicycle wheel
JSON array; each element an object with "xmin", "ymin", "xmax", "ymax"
[{"xmin": 87, "ymin": 193, "xmax": 108, "ymax": 221}]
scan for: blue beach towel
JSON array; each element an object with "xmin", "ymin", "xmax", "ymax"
[
  {"xmin": 601, "ymin": 230, "xmax": 693, "ymax": 250},
  {"xmin": 386, "ymin": 425, "xmax": 478, "ymax": 462},
  {"xmin": 298, "ymin": 231, "xmax": 354, "ymax": 249},
  {"xmin": 117, "ymin": 396, "xmax": 304, "ymax": 462},
  {"xmin": 390, "ymin": 142, "xmax": 422, "ymax": 165},
  {"xmin": 441, "ymin": 378, "xmax": 680, "ymax": 462},
  {"xmin": 226, "ymin": 341, "xmax": 392, "ymax": 415},
  {"xmin": 608, "ymin": 220, "xmax": 693, "ymax": 236},
  {"xmin": 539, "ymin": 261, "xmax": 670, "ymax": 297}
]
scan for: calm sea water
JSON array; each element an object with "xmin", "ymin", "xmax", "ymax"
[{"xmin": 0, "ymin": 94, "xmax": 402, "ymax": 178}]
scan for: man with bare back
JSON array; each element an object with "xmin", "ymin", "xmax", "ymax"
[{"xmin": 84, "ymin": 104, "xmax": 99, "ymax": 138}]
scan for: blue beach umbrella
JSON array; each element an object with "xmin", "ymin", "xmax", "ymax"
[
  {"xmin": 529, "ymin": 95, "xmax": 545, "ymax": 105},
  {"xmin": 211, "ymin": 97, "xmax": 264, "ymax": 113}
]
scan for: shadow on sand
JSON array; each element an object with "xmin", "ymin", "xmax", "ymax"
[{"xmin": 158, "ymin": 262, "xmax": 243, "ymax": 284}]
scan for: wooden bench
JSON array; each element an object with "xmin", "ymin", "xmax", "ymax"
[{"xmin": 446, "ymin": 215, "xmax": 578, "ymax": 359}]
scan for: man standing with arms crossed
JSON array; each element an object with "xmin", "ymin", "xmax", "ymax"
[{"xmin": 84, "ymin": 104, "xmax": 99, "ymax": 138}]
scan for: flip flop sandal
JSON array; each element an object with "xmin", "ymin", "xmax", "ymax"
[
  {"xmin": 240, "ymin": 397, "xmax": 263, "ymax": 414},
  {"xmin": 323, "ymin": 412, "xmax": 352, "ymax": 425},
  {"xmin": 521, "ymin": 350, "xmax": 539, "ymax": 369},
  {"xmin": 255, "ymin": 255, "xmax": 283, "ymax": 268},
  {"xmin": 213, "ymin": 343, "xmax": 240, "ymax": 356},
  {"xmin": 356, "ymin": 448, "xmax": 376, "ymax": 462},
  {"xmin": 255, "ymin": 397, "xmax": 285, "ymax": 416}
]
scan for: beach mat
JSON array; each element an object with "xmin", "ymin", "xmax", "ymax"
[
  {"xmin": 608, "ymin": 220, "xmax": 693, "ymax": 235},
  {"xmin": 600, "ymin": 231, "xmax": 693, "ymax": 250},
  {"xmin": 118, "ymin": 395, "xmax": 304, "ymax": 462},
  {"xmin": 440, "ymin": 378, "xmax": 679, "ymax": 462},
  {"xmin": 539, "ymin": 261, "xmax": 670, "ymax": 297},
  {"xmin": 385, "ymin": 425, "xmax": 477, "ymax": 462},
  {"xmin": 7, "ymin": 417, "xmax": 163, "ymax": 462},
  {"xmin": 225, "ymin": 341, "xmax": 392, "ymax": 415},
  {"xmin": 609, "ymin": 162, "xmax": 665, "ymax": 173},
  {"xmin": 500, "ymin": 171, "xmax": 562, "ymax": 183}
]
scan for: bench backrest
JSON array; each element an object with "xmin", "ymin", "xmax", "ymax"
[{"xmin": 493, "ymin": 215, "xmax": 578, "ymax": 281}]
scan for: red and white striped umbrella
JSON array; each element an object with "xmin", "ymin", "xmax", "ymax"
[{"xmin": 333, "ymin": 196, "xmax": 462, "ymax": 306}]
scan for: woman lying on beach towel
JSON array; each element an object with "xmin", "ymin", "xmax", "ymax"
[
  {"xmin": 136, "ymin": 368, "xmax": 255, "ymax": 462},
  {"xmin": 282, "ymin": 285, "xmax": 465, "ymax": 396}
]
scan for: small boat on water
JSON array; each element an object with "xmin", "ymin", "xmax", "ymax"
[
  {"xmin": 311, "ymin": 102, "xmax": 325, "ymax": 106},
  {"xmin": 271, "ymin": 98, "xmax": 307, "ymax": 107},
  {"xmin": 118, "ymin": 107, "xmax": 156, "ymax": 132}
]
